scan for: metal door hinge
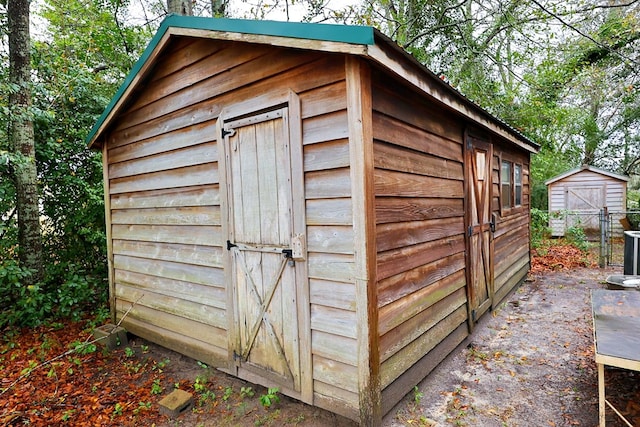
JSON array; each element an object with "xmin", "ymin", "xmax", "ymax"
[
  {"xmin": 468, "ymin": 226, "xmax": 473, "ymax": 237},
  {"xmin": 221, "ymin": 128, "xmax": 235, "ymax": 139},
  {"xmin": 227, "ymin": 240, "xmax": 237, "ymax": 250}
]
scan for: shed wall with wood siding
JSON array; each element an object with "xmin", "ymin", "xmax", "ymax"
[{"xmin": 89, "ymin": 16, "xmax": 538, "ymax": 426}]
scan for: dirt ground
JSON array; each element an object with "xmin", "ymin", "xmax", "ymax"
[
  {"xmin": 3, "ymin": 265, "xmax": 639, "ymax": 426},
  {"xmin": 144, "ymin": 266, "xmax": 639, "ymax": 427}
]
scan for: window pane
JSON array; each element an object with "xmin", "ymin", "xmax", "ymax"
[
  {"xmin": 501, "ymin": 161, "xmax": 511, "ymax": 208},
  {"xmin": 515, "ymin": 164, "xmax": 522, "ymax": 206}
]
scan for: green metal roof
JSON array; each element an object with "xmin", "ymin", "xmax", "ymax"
[{"xmin": 86, "ymin": 15, "xmax": 375, "ymax": 146}]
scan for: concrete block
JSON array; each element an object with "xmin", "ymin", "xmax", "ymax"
[
  {"xmin": 92, "ymin": 324, "xmax": 128, "ymax": 350},
  {"xmin": 158, "ymin": 389, "xmax": 194, "ymax": 418}
]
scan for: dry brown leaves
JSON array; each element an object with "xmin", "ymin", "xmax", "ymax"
[
  {"xmin": 531, "ymin": 239, "xmax": 598, "ymax": 273},
  {"xmin": 0, "ymin": 321, "xmax": 168, "ymax": 426}
]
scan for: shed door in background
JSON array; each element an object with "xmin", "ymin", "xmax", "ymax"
[
  {"xmin": 566, "ymin": 185, "xmax": 604, "ymax": 231},
  {"xmin": 465, "ymin": 135, "xmax": 494, "ymax": 326},
  {"xmin": 222, "ymin": 108, "xmax": 301, "ymax": 392}
]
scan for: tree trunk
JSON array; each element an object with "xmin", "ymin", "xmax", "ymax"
[
  {"xmin": 167, "ymin": 0, "xmax": 193, "ymax": 15},
  {"xmin": 8, "ymin": 0, "xmax": 43, "ymax": 282}
]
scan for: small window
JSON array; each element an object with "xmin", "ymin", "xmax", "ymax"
[
  {"xmin": 501, "ymin": 161, "xmax": 511, "ymax": 209},
  {"xmin": 514, "ymin": 164, "xmax": 522, "ymax": 206}
]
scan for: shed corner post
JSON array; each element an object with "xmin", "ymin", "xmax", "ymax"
[
  {"xmin": 345, "ymin": 56, "xmax": 381, "ymax": 425},
  {"xmin": 101, "ymin": 142, "xmax": 116, "ymax": 323}
]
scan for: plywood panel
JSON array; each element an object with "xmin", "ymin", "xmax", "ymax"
[
  {"xmin": 309, "ymin": 279, "xmax": 356, "ymax": 311},
  {"xmin": 311, "ymin": 304, "xmax": 357, "ymax": 339},
  {"xmin": 376, "ymin": 197, "xmax": 464, "ymax": 224},
  {"xmin": 374, "ymin": 141, "xmax": 463, "ymax": 180},
  {"xmin": 116, "ymin": 283, "xmax": 226, "ymax": 329},
  {"xmin": 305, "ymin": 168, "xmax": 351, "ymax": 199},
  {"xmin": 111, "ymin": 224, "xmax": 221, "ymax": 246},
  {"xmin": 113, "ymin": 254, "xmax": 224, "ymax": 286},
  {"xmin": 304, "ymin": 139, "xmax": 350, "ymax": 172},
  {"xmin": 110, "ymin": 185, "xmax": 219, "ymax": 209},
  {"xmin": 375, "ymin": 169, "xmax": 463, "ymax": 198},
  {"xmin": 373, "ymin": 113, "xmax": 462, "ymax": 162},
  {"xmin": 112, "ymin": 240, "xmax": 223, "ymax": 268},
  {"xmin": 109, "ymin": 163, "xmax": 218, "ymax": 194},
  {"xmin": 111, "ymin": 206, "xmax": 220, "ymax": 226},
  {"xmin": 307, "ymin": 225, "xmax": 354, "ymax": 254},
  {"xmin": 115, "ymin": 269, "xmax": 225, "ymax": 308},
  {"xmin": 311, "ymin": 330, "xmax": 357, "ymax": 366},
  {"xmin": 306, "ymin": 198, "xmax": 353, "ymax": 225}
]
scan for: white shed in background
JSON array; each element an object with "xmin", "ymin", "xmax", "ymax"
[{"xmin": 546, "ymin": 166, "xmax": 628, "ymax": 236}]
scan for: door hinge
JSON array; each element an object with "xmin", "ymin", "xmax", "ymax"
[
  {"xmin": 468, "ymin": 226, "xmax": 473, "ymax": 237},
  {"xmin": 221, "ymin": 128, "xmax": 235, "ymax": 139},
  {"xmin": 471, "ymin": 309, "xmax": 477, "ymax": 322},
  {"xmin": 227, "ymin": 240, "xmax": 237, "ymax": 250}
]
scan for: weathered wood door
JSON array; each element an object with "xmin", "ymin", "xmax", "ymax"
[
  {"xmin": 566, "ymin": 185, "xmax": 604, "ymax": 231},
  {"xmin": 465, "ymin": 135, "xmax": 494, "ymax": 326},
  {"xmin": 221, "ymin": 108, "xmax": 302, "ymax": 392}
]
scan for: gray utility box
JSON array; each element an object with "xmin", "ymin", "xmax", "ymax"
[{"xmin": 623, "ymin": 230, "xmax": 640, "ymax": 275}]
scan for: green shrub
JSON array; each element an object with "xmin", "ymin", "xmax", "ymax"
[
  {"xmin": 566, "ymin": 224, "xmax": 589, "ymax": 251},
  {"xmin": 530, "ymin": 208, "xmax": 550, "ymax": 248}
]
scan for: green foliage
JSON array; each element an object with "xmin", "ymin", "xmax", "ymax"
[
  {"xmin": 530, "ymin": 208, "xmax": 550, "ymax": 249},
  {"xmin": 259, "ymin": 387, "xmax": 280, "ymax": 409},
  {"xmin": 566, "ymin": 224, "xmax": 590, "ymax": 252}
]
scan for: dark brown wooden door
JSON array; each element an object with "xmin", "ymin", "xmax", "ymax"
[{"xmin": 465, "ymin": 135, "xmax": 494, "ymax": 326}]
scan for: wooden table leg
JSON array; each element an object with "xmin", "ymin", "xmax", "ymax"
[{"xmin": 598, "ymin": 362, "xmax": 605, "ymax": 427}]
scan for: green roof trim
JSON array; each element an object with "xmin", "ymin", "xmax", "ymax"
[{"xmin": 86, "ymin": 15, "xmax": 375, "ymax": 146}]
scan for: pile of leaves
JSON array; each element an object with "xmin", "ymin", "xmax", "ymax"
[
  {"xmin": 531, "ymin": 238, "xmax": 598, "ymax": 273},
  {"xmin": 0, "ymin": 320, "xmax": 168, "ymax": 426}
]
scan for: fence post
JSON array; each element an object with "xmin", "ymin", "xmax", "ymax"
[{"xmin": 599, "ymin": 207, "xmax": 608, "ymax": 268}]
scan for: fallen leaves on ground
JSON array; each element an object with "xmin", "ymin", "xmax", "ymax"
[
  {"xmin": 0, "ymin": 321, "xmax": 168, "ymax": 426},
  {"xmin": 531, "ymin": 239, "xmax": 598, "ymax": 273}
]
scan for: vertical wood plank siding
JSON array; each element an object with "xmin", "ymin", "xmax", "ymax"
[
  {"xmin": 104, "ymin": 38, "xmax": 360, "ymax": 419},
  {"xmin": 370, "ymin": 71, "xmax": 469, "ymax": 401}
]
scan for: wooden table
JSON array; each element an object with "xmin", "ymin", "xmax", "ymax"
[{"xmin": 591, "ymin": 289, "xmax": 640, "ymax": 427}]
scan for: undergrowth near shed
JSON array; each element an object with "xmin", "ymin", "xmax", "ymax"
[{"xmin": 531, "ymin": 237, "xmax": 598, "ymax": 273}]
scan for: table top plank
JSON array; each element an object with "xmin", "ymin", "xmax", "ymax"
[{"xmin": 592, "ymin": 289, "xmax": 640, "ymax": 364}]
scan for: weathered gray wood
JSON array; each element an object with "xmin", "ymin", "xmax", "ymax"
[
  {"xmin": 305, "ymin": 168, "xmax": 351, "ymax": 199},
  {"xmin": 112, "ymin": 240, "xmax": 223, "ymax": 268},
  {"xmin": 309, "ymin": 279, "xmax": 356, "ymax": 311},
  {"xmin": 311, "ymin": 304, "xmax": 357, "ymax": 339},
  {"xmin": 109, "ymin": 163, "xmax": 218, "ymax": 194},
  {"xmin": 311, "ymin": 330, "xmax": 357, "ymax": 366},
  {"xmin": 115, "ymin": 269, "xmax": 225, "ymax": 309},
  {"xmin": 307, "ymin": 225, "xmax": 354, "ymax": 254},
  {"xmin": 313, "ymin": 355, "xmax": 358, "ymax": 393},
  {"xmin": 300, "ymin": 80, "xmax": 347, "ymax": 119},
  {"xmin": 306, "ymin": 198, "xmax": 352, "ymax": 225},
  {"xmin": 114, "ymin": 254, "xmax": 224, "ymax": 286},
  {"xmin": 109, "ymin": 121, "xmax": 216, "ymax": 161},
  {"xmin": 110, "ymin": 185, "xmax": 219, "ymax": 209},
  {"xmin": 111, "ymin": 206, "xmax": 220, "ymax": 226},
  {"xmin": 111, "ymin": 224, "xmax": 221, "ymax": 246},
  {"xmin": 303, "ymin": 110, "xmax": 349, "ymax": 145},
  {"xmin": 307, "ymin": 252, "xmax": 355, "ymax": 283}
]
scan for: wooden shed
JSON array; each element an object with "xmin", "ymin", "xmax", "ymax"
[
  {"xmin": 546, "ymin": 166, "xmax": 628, "ymax": 236},
  {"xmin": 87, "ymin": 16, "xmax": 539, "ymax": 425}
]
